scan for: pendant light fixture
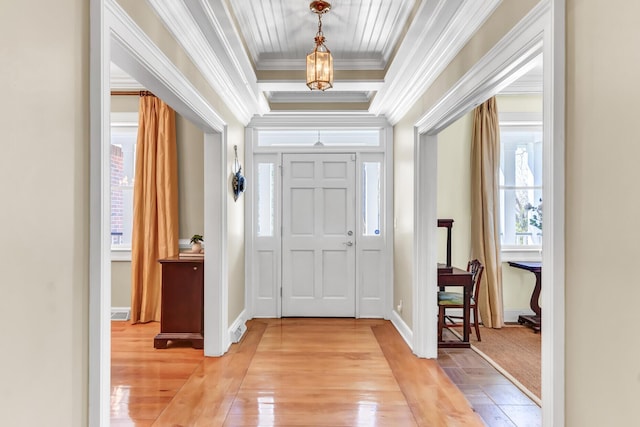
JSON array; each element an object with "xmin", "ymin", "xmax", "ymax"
[{"xmin": 306, "ymin": 1, "xmax": 333, "ymax": 91}]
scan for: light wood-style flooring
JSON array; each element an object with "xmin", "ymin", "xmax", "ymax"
[{"xmin": 111, "ymin": 318, "xmax": 484, "ymax": 426}]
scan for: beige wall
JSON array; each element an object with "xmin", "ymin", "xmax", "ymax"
[
  {"xmin": 566, "ymin": 1, "xmax": 640, "ymax": 424},
  {"xmin": 437, "ymin": 112, "xmax": 473, "ymax": 269},
  {"xmin": 227, "ymin": 127, "xmax": 246, "ymax": 324},
  {"xmin": 0, "ymin": 1, "xmax": 89, "ymax": 425},
  {"xmin": 393, "ymin": 0, "xmax": 539, "ymax": 328},
  {"xmin": 112, "ymin": 0, "xmax": 246, "ymax": 324},
  {"xmin": 393, "ymin": 116, "xmax": 417, "ymax": 328}
]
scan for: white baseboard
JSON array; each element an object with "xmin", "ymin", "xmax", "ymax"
[
  {"xmin": 111, "ymin": 307, "xmax": 131, "ymax": 321},
  {"xmin": 504, "ymin": 309, "xmax": 535, "ymax": 323},
  {"xmin": 390, "ymin": 310, "xmax": 413, "ymax": 350},
  {"xmin": 228, "ymin": 309, "xmax": 248, "ymax": 344}
]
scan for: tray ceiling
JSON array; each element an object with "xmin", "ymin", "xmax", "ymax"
[{"xmin": 110, "ymin": 0, "xmax": 542, "ymax": 123}]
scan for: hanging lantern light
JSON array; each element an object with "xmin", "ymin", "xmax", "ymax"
[{"xmin": 306, "ymin": 1, "xmax": 333, "ymax": 91}]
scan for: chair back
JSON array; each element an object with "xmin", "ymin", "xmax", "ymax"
[{"xmin": 467, "ymin": 259, "xmax": 484, "ymax": 303}]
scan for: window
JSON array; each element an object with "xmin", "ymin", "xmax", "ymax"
[
  {"xmin": 499, "ymin": 114, "xmax": 542, "ymax": 250},
  {"xmin": 256, "ymin": 162, "xmax": 275, "ymax": 237},
  {"xmin": 110, "ymin": 113, "xmax": 138, "ymax": 253},
  {"xmin": 362, "ymin": 161, "xmax": 381, "ymax": 236}
]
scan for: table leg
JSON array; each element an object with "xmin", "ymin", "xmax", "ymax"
[
  {"xmin": 518, "ymin": 270, "xmax": 542, "ymax": 332},
  {"xmin": 530, "ymin": 271, "xmax": 542, "ymax": 317},
  {"xmin": 463, "ymin": 285, "xmax": 470, "ymax": 344}
]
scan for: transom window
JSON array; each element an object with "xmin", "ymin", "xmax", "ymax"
[{"xmin": 257, "ymin": 129, "xmax": 380, "ymax": 147}]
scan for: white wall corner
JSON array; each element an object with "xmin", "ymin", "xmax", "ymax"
[
  {"xmin": 390, "ymin": 310, "xmax": 413, "ymax": 351},
  {"xmin": 228, "ymin": 309, "xmax": 249, "ymax": 345}
]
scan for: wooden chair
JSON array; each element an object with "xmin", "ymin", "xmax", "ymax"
[{"xmin": 438, "ymin": 259, "xmax": 484, "ymax": 341}]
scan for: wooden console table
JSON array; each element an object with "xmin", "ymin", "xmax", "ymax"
[
  {"xmin": 508, "ymin": 261, "xmax": 542, "ymax": 332},
  {"xmin": 154, "ymin": 256, "xmax": 204, "ymax": 349}
]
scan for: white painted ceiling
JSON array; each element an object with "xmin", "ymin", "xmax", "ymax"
[
  {"xmin": 229, "ymin": 0, "xmax": 415, "ymax": 71},
  {"xmin": 110, "ymin": 0, "xmax": 542, "ymax": 122}
]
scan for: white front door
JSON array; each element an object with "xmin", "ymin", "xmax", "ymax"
[{"xmin": 282, "ymin": 153, "xmax": 356, "ymax": 317}]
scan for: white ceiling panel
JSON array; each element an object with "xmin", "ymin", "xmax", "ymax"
[{"xmin": 227, "ymin": 0, "xmax": 417, "ymax": 70}]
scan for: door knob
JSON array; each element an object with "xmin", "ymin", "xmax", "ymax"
[
  {"xmin": 347, "ymin": 231, "xmax": 353, "ymax": 236},
  {"xmin": 344, "ymin": 241, "xmax": 353, "ymax": 246}
]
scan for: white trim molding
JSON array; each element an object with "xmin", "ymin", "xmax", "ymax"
[
  {"xmin": 390, "ymin": 310, "xmax": 413, "ymax": 350},
  {"xmin": 371, "ymin": 0, "xmax": 502, "ymax": 124},
  {"xmin": 106, "ymin": 0, "xmax": 225, "ymax": 133},
  {"xmin": 228, "ymin": 310, "xmax": 249, "ymax": 345},
  {"xmin": 416, "ymin": 1, "xmax": 549, "ymax": 135},
  {"xmin": 147, "ymin": 0, "xmax": 268, "ymax": 124},
  {"xmin": 248, "ymin": 112, "xmax": 390, "ymax": 129},
  {"xmin": 204, "ymin": 132, "xmax": 229, "ymax": 357}
]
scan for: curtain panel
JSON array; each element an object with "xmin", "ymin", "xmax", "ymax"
[
  {"xmin": 130, "ymin": 95, "xmax": 179, "ymax": 323},
  {"xmin": 470, "ymin": 97, "xmax": 504, "ymax": 329}
]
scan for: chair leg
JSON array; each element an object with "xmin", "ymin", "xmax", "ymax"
[
  {"xmin": 438, "ymin": 306, "xmax": 444, "ymax": 342},
  {"xmin": 473, "ymin": 306, "xmax": 481, "ymax": 341}
]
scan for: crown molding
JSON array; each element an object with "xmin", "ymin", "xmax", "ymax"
[
  {"xmin": 147, "ymin": 0, "xmax": 267, "ymax": 124},
  {"xmin": 256, "ymin": 56, "xmax": 386, "ymax": 71},
  {"xmin": 247, "ymin": 112, "xmax": 390, "ymax": 129},
  {"xmin": 415, "ymin": 0, "xmax": 549, "ymax": 134},
  {"xmin": 370, "ymin": 0, "xmax": 502, "ymax": 124},
  {"xmin": 267, "ymin": 91, "xmax": 373, "ymax": 104},
  {"xmin": 195, "ymin": 0, "xmax": 270, "ymax": 114},
  {"xmin": 106, "ymin": 0, "xmax": 225, "ymax": 132}
]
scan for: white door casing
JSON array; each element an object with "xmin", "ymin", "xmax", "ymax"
[{"xmin": 282, "ymin": 153, "xmax": 356, "ymax": 317}]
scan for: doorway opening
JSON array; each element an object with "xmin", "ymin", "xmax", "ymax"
[
  {"xmin": 244, "ymin": 118, "xmax": 394, "ymax": 319},
  {"xmin": 412, "ymin": 2, "xmax": 564, "ymax": 426}
]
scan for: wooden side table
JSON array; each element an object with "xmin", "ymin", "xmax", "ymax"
[
  {"xmin": 508, "ymin": 261, "xmax": 542, "ymax": 332},
  {"xmin": 154, "ymin": 256, "xmax": 204, "ymax": 349}
]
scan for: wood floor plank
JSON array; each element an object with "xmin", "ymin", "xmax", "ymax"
[
  {"xmin": 112, "ymin": 318, "xmax": 492, "ymax": 426},
  {"xmin": 110, "ymin": 321, "xmax": 204, "ymax": 425},
  {"xmin": 151, "ymin": 320, "xmax": 266, "ymax": 426},
  {"xmin": 371, "ymin": 323, "xmax": 484, "ymax": 426}
]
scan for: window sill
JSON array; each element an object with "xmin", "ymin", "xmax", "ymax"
[
  {"xmin": 501, "ymin": 247, "xmax": 542, "ymax": 263},
  {"xmin": 110, "ymin": 240, "xmax": 197, "ymax": 262},
  {"xmin": 111, "ymin": 249, "xmax": 132, "ymax": 262}
]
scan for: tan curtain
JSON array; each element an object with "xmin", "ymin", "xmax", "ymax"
[
  {"xmin": 470, "ymin": 97, "xmax": 504, "ymax": 328},
  {"xmin": 130, "ymin": 95, "xmax": 179, "ymax": 323}
]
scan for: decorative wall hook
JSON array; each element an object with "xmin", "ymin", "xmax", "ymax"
[{"xmin": 232, "ymin": 145, "xmax": 246, "ymax": 201}]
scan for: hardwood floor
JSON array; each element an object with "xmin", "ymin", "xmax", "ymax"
[
  {"xmin": 111, "ymin": 318, "xmax": 484, "ymax": 426},
  {"xmin": 437, "ymin": 329, "xmax": 541, "ymax": 427}
]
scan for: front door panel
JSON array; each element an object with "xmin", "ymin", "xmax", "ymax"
[{"xmin": 282, "ymin": 153, "xmax": 356, "ymax": 317}]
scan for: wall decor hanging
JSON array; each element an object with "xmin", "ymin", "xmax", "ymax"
[{"xmin": 232, "ymin": 145, "xmax": 246, "ymax": 201}]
